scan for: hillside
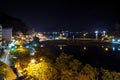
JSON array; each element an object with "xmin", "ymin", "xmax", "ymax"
[{"xmin": 0, "ymin": 12, "xmax": 28, "ymax": 35}]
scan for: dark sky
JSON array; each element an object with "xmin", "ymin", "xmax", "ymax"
[{"xmin": 0, "ymin": 0, "xmax": 120, "ymax": 32}]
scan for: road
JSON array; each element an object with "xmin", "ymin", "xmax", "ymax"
[{"xmin": 0, "ymin": 49, "xmax": 10, "ymax": 65}]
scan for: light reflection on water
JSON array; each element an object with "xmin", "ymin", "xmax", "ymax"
[
  {"xmin": 83, "ymin": 46, "xmax": 87, "ymax": 51},
  {"xmin": 43, "ymin": 44, "xmax": 120, "ymax": 71},
  {"xmin": 111, "ymin": 45, "xmax": 120, "ymax": 52},
  {"xmin": 57, "ymin": 44, "xmax": 120, "ymax": 52},
  {"xmin": 112, "ymin": 47, "xmax": 115, "ymax": 51},
  {"xmin": 101, "ymin": 45, "xmax": 120, "ymax": 52},
  {"xmin": 104, "ymin": 47, "xmax": 109, "ymax": 51},
  {"xmin": 118, "ymin": 46, "xmax": 120, "ymax": 51}
]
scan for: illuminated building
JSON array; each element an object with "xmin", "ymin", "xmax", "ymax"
[
  {"xmin": 0, "ymin": 24, "xmax": 12, "ymax": 42},
  {"xmin": 2, "ymin": 28, "xmax": 12, "ymax": 41},
  {"xmin": 0, "ymin": 24, "xmax": 2, "ymax": 45},
  {"xmin": 95, "ymin": 31, "xmax": 99, "ymax": 39}
]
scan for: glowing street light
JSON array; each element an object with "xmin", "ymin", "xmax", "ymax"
[
  {"xmin": 40, "ymin": 58, "xmax": 43, "ymax": 61},
  {"xmin": 103, "ymin": 31, "xmax": 106, "ymax": 35},
  {"xmin": 83, "ymin": 46, "xmax": 87, "ymax": 50},
  {"xmin": 83, "ymin": 33, "xmax": 87, "ymax": 39},
  {"xmin": 59, "ymin": 46, "xmax": 63, "ymax": 50},
  {"xmin": 95, "ymin": 31, "xmax": 99, "ymax": 39},
  {"xmin": 105, "ymin": 47, "xmax": 109, "ymax": 51},
  {"xmin": 31, "ymin": 59, "xmax": 36, "ymax": 63}
]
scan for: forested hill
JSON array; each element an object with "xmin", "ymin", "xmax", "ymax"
[{"xmin": 0, "ymin": 12, "xmax": 29, "ymax": 35}]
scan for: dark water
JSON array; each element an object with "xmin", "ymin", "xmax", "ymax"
[{"xmin": 43, "ymin": 43, "xmax": 120, "ymax": 72}]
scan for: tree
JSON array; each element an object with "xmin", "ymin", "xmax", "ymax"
[
  {"xmin": 23, "ymin": 61, "xmax": 58, "ymax": 80},
  {"xmin": 56, "ymin": 53, "xmax": 73, "ymax": 70},
  {"xmin": 10, "ymin": 47, "xmax": 29, "ymax": 56},
  {"xmin": 10, "ymin": 46, "xmax": 30, "ymax": 70},
  {"xmin": 78, "ymin": 64, "xmax": 98, "ymax": 80},
  {"xmin": 101, "ymin": 68, "xmax": 113, "ymax": 80},
  {"xmin": 55, "ymin": 53, "xmax": 78, "ymax": 80},
  {"xmin": 34, "ymin": 46, "xmax": 56, "ymax": 61},
  {"xmin": 111, "ymin": 72, "xmax": 120, "ymax": 80},
  {"xmin": 69, "ymin": 59, "xmax": 83, "ymax": 73},
  {"xmin": 15, "ymin": 40, "xmax": 24, "ymax": 46},
  {"xmin": 0, "ymin": 61, "xmax": 16, "ymax": 79},
  {"xmin": 60, "ymin": 69, "xmax": 75, "ymax": 80},
  {"xmin": 0, "ymin": 61, "xmax": 7, "ymax": 78},
  {"xmin": 101, "ymin": 68, "xmax": 120, "ymax": 80}
]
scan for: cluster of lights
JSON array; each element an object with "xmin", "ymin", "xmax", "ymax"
[
  {"xmin": 111, "ymin": 39, "xmax": 120, "ymax": 44},
  {"xmin": 102, "ymin": 45, "xmax": 120, "ymax": 52},
  {"xmin": 112, "ymin": 46, "xmax": 120, "ymax": 51},
  {"xmin": 30, "ymin": 58, "xmax": 43, "ymax": 64}
]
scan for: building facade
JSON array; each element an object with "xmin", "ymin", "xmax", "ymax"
[
  {"xmin": 0, "ymin": 24, "xmax": 2, "ymax": 45},
  {"xmin": 2, "ymin": 28, "xmax": 12, "ymax": 41}
]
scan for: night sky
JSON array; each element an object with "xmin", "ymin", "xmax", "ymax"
[{"xmin": 0, "ymin": 0, "xmax": 120, "ymax": 32}]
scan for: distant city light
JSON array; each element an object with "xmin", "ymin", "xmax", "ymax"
[
  {"xmin": 95, "ymin": 31, "xmax": 98, "ymax": 34},
  {"xmin": 118, "ymin": 39, "xmax": 120, "ymax": 42},
  {"xmin": 111, "ymin": 39, "xmax": 120, "ymax": 44},
  {"xmin": 55, "ymin": 37, "xmax": 59, "ymax": 40},
  {"xmin": 34, "ymin": 44, "xmax": 37, "ymax": 47},
  {"xmin": 118, "ymin": 47, "xmax": 120, "ymax": 51},
  {"xmin": 14, "ymin": 46, "xmax": 17, "ymax": 48},
  {"xmin": 8, "ymin": 43, "xmax": 15, "ymax": 49},
  {"xmin": 41, "ymin": 45, "xmax": 44, "ymax": 47},
  {"xmin": 25, "ymin": 46, "xmax": 30, "ymax": 48},
  {"xmin": 112, "ymin": 39, "xmax": 115, "ymax": 42},
  {"xmin": 20, "ymin": 46, "xmax": 23, "ymax": 48}
]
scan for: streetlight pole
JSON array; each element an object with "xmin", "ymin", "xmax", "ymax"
[
  {"xmin": 83, "ymin": 33, "xmax": 87, "ymax": 39},
  {"xmin": 103, "ymin": 31, "xmax": 106, "ymax": 35},
  {"xmin": 95, "ymin": 31, "xmax": 98, "ymax": 39}
]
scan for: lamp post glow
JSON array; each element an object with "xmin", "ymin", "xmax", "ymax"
[
  {"xmin": 31, "ymin": 59, "xmax": 36, "ymax": 63},
  {"xmin": 40, "ymin": 58, "xmax": 43, "ymax": 61},
  {"xmin": 83, "ymin": 33, "xmax": 86, "ymax": 39},
  {"xmin": 95, "ymin": 31, "xmax": 98, "ymax": 39},
  {"xmin": 103, "ymin": 31, "xmax": 106, "ymax": 35}
]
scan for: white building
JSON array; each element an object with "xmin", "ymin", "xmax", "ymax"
[
  {"xmin": 0, "ymin": 24, "xmax": 2, "ymax": 45},
  {"xmin": 2, "ymin": 28, "xmax": 12, "ymax": 41},
  {"xmin": 0, "ymin": 24, "xmax": 12, "ymax": 48}
]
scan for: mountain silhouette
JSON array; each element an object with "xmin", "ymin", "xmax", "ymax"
[{"xmin": 0, "ymin": 12, "xmax": 28, "ymax": 35}]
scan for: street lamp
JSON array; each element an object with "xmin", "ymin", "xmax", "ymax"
[
  {"xmin": 83, "ymin": 33, "xmax": 87, "ymax": 39},
  {"xmin": 40, "ymin": 58, "xmax": 43, "ymax": 61},
  {"xmin": 31, "ymin": 59, "xmax": 36, "ymax": 63},
  {"xmin": 95, "ymin": 31, "xmax": 99, "ymax": 39},
  {"xmin": 103, "ymin": 31, "xmax": 106, "ymax": 35}
]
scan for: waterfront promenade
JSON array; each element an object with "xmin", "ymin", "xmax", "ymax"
[{"xmin": 40, "ymin": 39, "xmax": 111, "ymax": 46}]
